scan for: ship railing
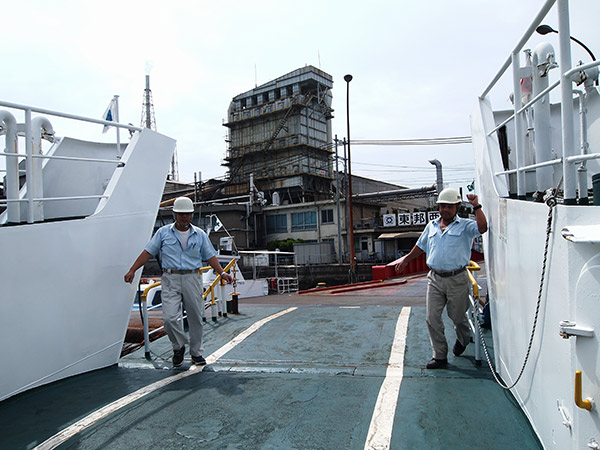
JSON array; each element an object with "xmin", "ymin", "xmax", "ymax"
[
  {"xmin": 0, "ymin": 99, "xmax": 141, "ymax": 224},
  {"xmin": 478, "ymin": 0, "xmax": 600, "ymax": 203},
  {"xmin": 466, "ymin": 261, "xmax": 483, "ymax": 365},
  {"xmin": 138, "ymin": 259, "xmax": 237, "ymax": 360},
  {"xmin": 200, "ymin": 258, "xmax": 239, "ymax": 321}
]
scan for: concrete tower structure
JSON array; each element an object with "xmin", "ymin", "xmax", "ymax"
[{"xmin": 223, "ymin": 66, "xmax": 334, "ymax": 203}]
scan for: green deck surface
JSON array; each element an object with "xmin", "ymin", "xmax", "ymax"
[{"xmin": 0, "ymin": 273, "xmax": 541, "ymax": 449}]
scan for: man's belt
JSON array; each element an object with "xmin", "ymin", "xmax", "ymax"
[
  {"xmin": 431, "ymin": 267, "xmax": 466, "ymax": 277},
  {"xmin": 162, "ymin": 268, "xmax": 198, "ymax": 274}
]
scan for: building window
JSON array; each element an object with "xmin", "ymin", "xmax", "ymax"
[
  {"xmin": 321, "ymin": 209, "xmax": 334, "ymax": 224},
  {"xmin": 292, "ymin": 211, "xmax": 317, "ymax": 231},
  {"xmin": 266, "ymin": 214, "xmax": 287, "ymax": 234}
]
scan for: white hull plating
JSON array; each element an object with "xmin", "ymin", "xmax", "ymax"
[
  {"xmin": 470, "ymin": 3, "xmax": 600, "ymax": 444},
  {"xmin": 0, "ymin": 127, "xmax": 175, "ymax": 401}
]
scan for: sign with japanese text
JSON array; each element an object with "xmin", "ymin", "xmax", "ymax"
[
  {"xmin": 397, "ymin": 213, "xmax": 411, "ymax": 227},
  {"xmin": 428, "ymin": 211, "xmax": 440, "ymax": 222},
  {"xmin": 383, "ymin": 214, "xmax": 397, "ymax": 227},
  {"xmin": 412, "ymin": 211, "xmax": 427, "ymax": 226}
]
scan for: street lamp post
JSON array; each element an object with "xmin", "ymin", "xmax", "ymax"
[
  {"xmin": 536, "ymin": 24, "xmax": 596, "ymax": 61},
  {"xmin": 344, "ymin": 74, "xmax": 356, "ymax": 282}
]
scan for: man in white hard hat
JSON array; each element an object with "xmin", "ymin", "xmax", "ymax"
[
  {"xmin": 394, "ymin": 188, "xmax": 487, "ymax": 369},
  {"xmin": 124, "ymin": 196, "xmax": 233, "ymax": 368}
]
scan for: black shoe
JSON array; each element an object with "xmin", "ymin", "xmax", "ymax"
[
  {"xmin": 173, "ymin": 346, "xmax": 185, "ymax": 367},
  {"xmin": 191, "ymin": 355, "xmax": 206, "ymax": 366},
  {"xmin": 453, "ymin": 339, "xmax": 467, "ymax": 356},
  {"xmin": 426, "ymin": 358, "xmax": 448, "ymax": 369}
]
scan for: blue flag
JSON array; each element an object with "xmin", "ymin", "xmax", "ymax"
[{"xmin": 102, "ymin": 98, "xmax": 116, "ymax": 133}]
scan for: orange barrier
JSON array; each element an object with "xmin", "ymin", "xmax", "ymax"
[{"xmin": 374, "ymin": 253, "xmax": 429, "ymax": 281}]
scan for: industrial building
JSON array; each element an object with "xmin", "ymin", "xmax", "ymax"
[
  {"xmin": 156, "ymin": 66, "xmax": 437, "ymax": 267},
  {"xmin": 222, "ymin": 66, "xmax": 334, "ymax": 203}
]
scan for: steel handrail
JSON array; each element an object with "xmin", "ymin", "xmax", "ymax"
[
  {"xmin": 494, "ymin": 152, "xmax": 600, "ymax": 177},
  {"xmin": 0, "ymin": 101, "xmax": 138, "ymax": 223},
  {"xmin": 486, "ymin": 79, "xmax": 561, "ymax": 137},
  {"xmin": 479, "ymin": 0, "xmax": 599, "ymax": 201},
  {"xmin": 1, "ymin": 151, "xmax": 124, "ymax": 165},
  {"xmin": 0, "ymin": 195, "xmax": 109, "ymax": 205},
  {"xmin": 466, "ymin": 260, "xmax": 483, "ymax": 364},
  {"xmin": 486, "ymin": 60, "xmax": 600, "ymax": 138},
  {"xmin": 480, "ymin": 0, "xmax": 556, "ymax": 99},
  {"xmin": 202, "ymin": 258, "xmax": 237, "ymax": 301},
  {"xmin": 0, "ymin": 100, "xmax": 142, "ymax": 132},
  {"xmin": 139, "ymin": 259, "xmax": 238, "ymax": 358}
]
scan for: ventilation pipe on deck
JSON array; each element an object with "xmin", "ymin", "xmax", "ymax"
[
  {"xmin": 532, "ymin": 42, "xmax": 557, "ymax": 195},
  {"xmin": 30, "ymin": 117, "xmax": 54, "ymax": 222},
  {"xmin": 429, "ymin": 159, "xmax": 443, "ymax": 194},
  {"xmin": 0, "ymin": 111, "xmax": 19, "ymax": 223},
  {"xmin": 575, "ymin": 90, "xmax": 589, "ymax": 204}
]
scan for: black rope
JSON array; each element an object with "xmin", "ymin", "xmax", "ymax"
[{"xmin": 477, "ymin": 189, "xmax": 556, "ymax": 390}]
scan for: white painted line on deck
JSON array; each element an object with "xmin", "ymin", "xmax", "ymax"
[
  {"xmin": 364, "ymin": 306, "xmax": 411, "ymax": 450},
  {"xmin": 34, "ymin": 307, "xmax": 297, "ymax": 450}
]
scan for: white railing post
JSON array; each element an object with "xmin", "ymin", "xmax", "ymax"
[
  {"xmin": 143, "ymin": 292, "xmax": 151, "ymax": 360},
  {"xmin": 24, "ymin": 108, "xmax": 34, "ymax": 223},
  {"xmin": 558, "ymin": 0, "xmax": 577, "ymax": 204},
  {"xmin": 210, "ymin": 293, "xmax": 217, "ymax": 322},
  {"xmin": 114, "ymin": 95, "xmax": 122, "ymax": 157},
  {"xmin": 512, "ymin": 52, "xmax": 527, "ymax": 198},
  {"xmin": 218, "ymin": 281, "xmax": 227, "ymax": 318}
]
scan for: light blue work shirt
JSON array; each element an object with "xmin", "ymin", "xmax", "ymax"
[
  {"xmin": 416, "ymin": 216, "xmax": 480, "ymax": 271},
  {"xmin": 144, "ymin": 223, "xmax": 217, "ymax": 270}
]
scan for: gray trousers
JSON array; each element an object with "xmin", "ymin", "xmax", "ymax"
[
  {"xmin": 425, "ymin": 270, "xmax": 471, "ymax": 359},
  {"xmin": 161, "ymin": 272, "xmax": 204, "ymax": 357}
]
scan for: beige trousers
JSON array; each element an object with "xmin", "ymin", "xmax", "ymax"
[
  {"xmin": 161, "ymin": 271, "xmax": 204, "ymax": 357},
  {"xmin": 425, "ymin": 270, "xmax": 471, "ymax": 360}
]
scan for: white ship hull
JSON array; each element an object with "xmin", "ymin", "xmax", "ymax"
[
  {"xmin": 0, "ymin": 111, "xmax": 175, "ymax": 401},
  {"xmin": 470, "ymin": 2, "xmax": 600, "ymax": 446}
]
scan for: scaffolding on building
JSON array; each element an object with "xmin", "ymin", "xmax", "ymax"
[{"xmin": 222, "ymin": 66, "xmax": 334, "ymax": 204}]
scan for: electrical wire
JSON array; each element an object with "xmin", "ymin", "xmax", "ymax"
[{"xmin": 350, "ymin": 137, "xmax": 472, "ymax": 145}]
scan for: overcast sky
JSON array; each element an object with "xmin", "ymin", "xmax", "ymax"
[{"xmin": 2, "ymin": 0, "xmax": 599, "ymax": 191}]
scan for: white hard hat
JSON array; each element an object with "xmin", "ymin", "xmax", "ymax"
[
  {"xmin": 172, "ymin": 197, "xmax": 194, "ymax": 213},
  {"xmin": 436, "ymin": 188, "xmax": 462, "ymax": 204}
]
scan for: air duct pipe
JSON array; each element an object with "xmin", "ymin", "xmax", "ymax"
[
  {"xmin": 429, "ymin": 159, "xmax": 443, "ymax": 193},
  {"xmin": 31, "ymin": 117, "xmax": 54, "ymax": 222},
  {"xmin": 0, "ymin": 111, "xmax": 19, "ymax": 223}
]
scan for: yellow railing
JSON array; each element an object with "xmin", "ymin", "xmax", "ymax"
[
  {"xmin": 201, "ymin": 258, "xmax": 237, "ymax": 302},
  {"xmin": 138, "ymin": 259, "xmax": 237, "ymax": 358},
  {"xmin": 466, "ymin": 260, "xmax": 483, "ymax": 365},
  {"xmin": 141, "ymin": 281, "xmax": 162, "ymax": 303},
  {"xmin": 466, "ymin": 260, "xmax": 482, "ymax": 306},
  {"xmin": 138, "ymin": 258, "xmax": 237, "ymax": 305}
]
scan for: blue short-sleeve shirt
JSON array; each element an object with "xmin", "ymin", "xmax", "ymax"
[
  {"xmin": 144, "ymin": 223, "xmax": 217, "ymax": 270},
  {"xmin": 416, "ymin": 216, "xmax": 480, "ymax": 271}
]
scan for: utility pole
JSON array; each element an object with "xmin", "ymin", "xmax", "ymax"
[
  {"xmin": 344, "ymin": 74, "xmax": 356, "ymax": 282},
  {"xmin": 334, "ymin": 136, "xmax": 343, "ymax": 264}
]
